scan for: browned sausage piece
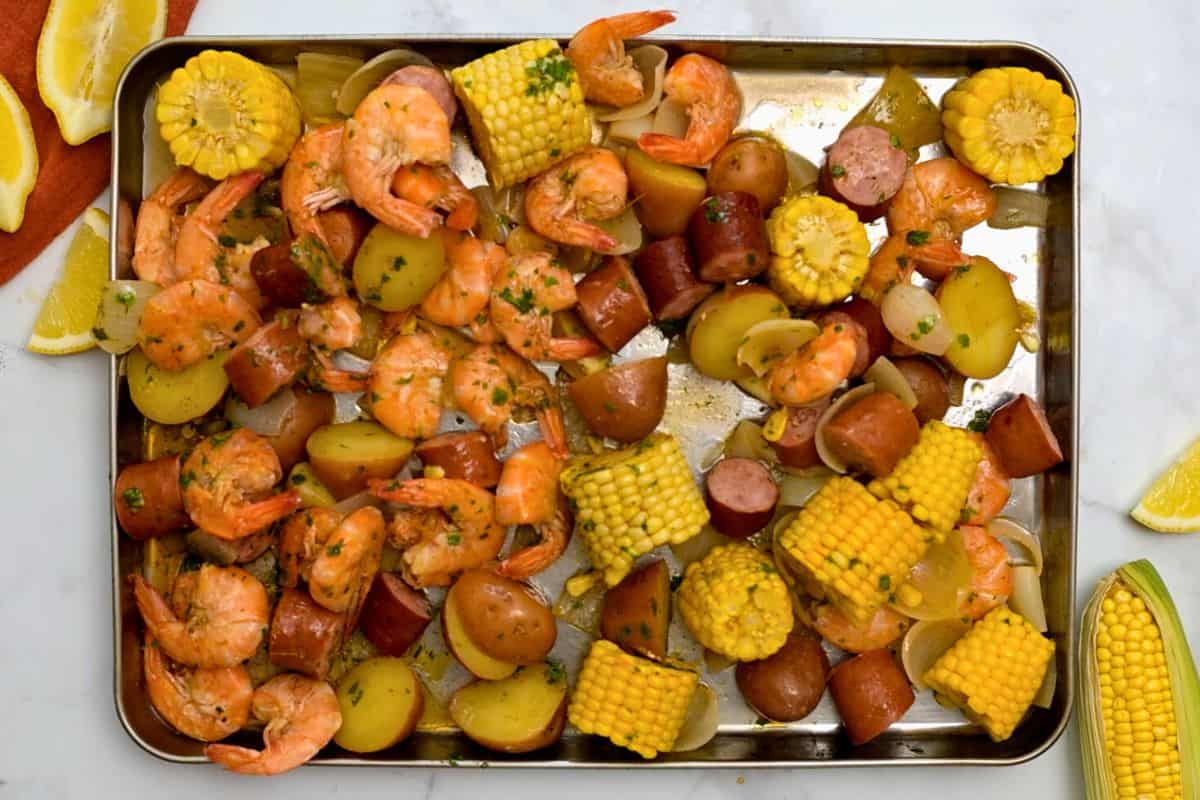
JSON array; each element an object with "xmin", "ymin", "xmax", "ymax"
[
  {"xmin": 892, "ymin": 358, "xmax": 950, "ymax": 423},
  {"xmin": 317, "ymin": 206, "xmax": 373, "ymax": 265},
  {"xmin": 250, "ymin": 240, "xmax": 323, "ymax": 308},
  {"xmin": 224, "ymin": 319, "xmax": 309, "ymax": 408},
  {"xmin": 985, "ymin": 394, "xmax": 1064, "ymax": 478},
  {"xmin": 574, "ymin": 255, "xmax": 652, "ymax": 352},
  {"xmin": 262, "ymin": 387, "xmax": 336, "ymax": 471},
  {"xmin": 186, "ymin": 528, "xmax": 275, "ymax": 565},
  {"xmin": 735, "ymin": 633, "xmax": 831, "ymax": 722},
  {"xmin": 814, "ymin": 310, "xmax": 870, "ymax": 377},
  {"xmin": 269, "ymin": 587, "xmax": 346, "ymax": 680},
  {"xmin": 687, "ymin": 192, "xmax": 770, "ymax": 283},
  {"xmin": 838, "ymin": 297, "xmax": 890, "ymax": 365},
  {"xmin": 360, "ymin": 572, "xmax": 433, "ymax": 657},
  {"xmin": 633, "ymin": 236, "xmax": 715, "ymax": 321},
  {"xmin": 821, "ymin": 126, "xmax": 908, "ymax": 222},
  {"xmin": 381, "ymin": 65, "xmax": 457, "ymax": 124},
  {"xmin": 769, "ymin": 398, "xmax": 831, "ymax": 469},
  {"xmin": 823, "ymin": 393, "xmax": 920, "ymax": 478},
  {"xmin": 415, "ymin": 431, "xmax": 502, "ymax": 487},
  {"xmin": 705, "ymin": 457, "xmax": 779, "ymax": 539},
  {"xmin": 828, "ymin": 649, "xmax": 915, "ymax": 745},
  {"xmin": 114, "ymin": 455, "xmax": 190, "ymax": 540}
]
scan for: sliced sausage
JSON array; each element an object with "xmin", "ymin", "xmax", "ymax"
[
  {"xmin": 633, "ymin": 236, "xmax": 715, "ymax": 321},
  {"xmin": 317, "ymin": 206, "xmax": 373, "ymax": 265},
  {"xmin": 814, "ymin": 310, "xmax": 870, "ymax": 377},
  {"xmin": 892, "ymin": 357, "xmax": 950, "ymax": 423},
  {"xmin": 821, "ymin": 126, "xmax": 908, "ymax": 222},
  {"xmin": 224, "ymin": 319, "xmax": 309, "ymax": 408},
  {"xmin": 250, "ymin": 240, "xmax": 323, "ymax": 308},
  {"xmin": 705, "ymin": 457, "xmax": 779, "ymax": 539},
  {"xmin": 114, "ymin": 455, "xmax": 190, "ymax": 540},
  {"xmin": 574, "ymin": 255, "xmax": 652, "ymax": 352},
  {"xmin": 269, "ymin": 587, "xmax": 346, "ymax": 680},
  {"xmin": 984, "ymin": 394, "xmax": 1064, "ymax": 478},
  {"xmin": 829, "ymin": 649, "xmax": 915, "ymax": 745},
  {"xmin": 838, "ymin": 298, "xmax": 890, "ymax": 365},
  {"xmin": 382, "ymin": 65, "xmax": 457, "ymax": 124},
  {"xmin": 822, "ymin": 392, "xmax": 920, "ymax": 478},
  {"xmin": 262, "ymin": 387, "xmax": 335, "ymax": 471},
  {"xmin": 687, "ymin": 192, "xmax": 770, "ymax": 283},
  {"xmin": 360, "ymin": 572, "xmax": 433, "ymax": 657},
  {"xmin": 768, "ymin": 398, "xmax": 831, "ymax": 469},
  {"xmin": 186, "ymin": 528, "xmax": 274, "ymax": 566},
  {"xmin": 735, "ymin": 633, "xmax": 831, "ymax": 722},
  {"xmin": 415, "ymin": 431, "xmax": 502, "ymax": 487}
]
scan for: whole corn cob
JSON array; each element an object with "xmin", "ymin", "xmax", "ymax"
[
  {"xmin": 1080, "ymin": 560, "xmax": 1199, "ymax": 800},
  {"xmin": 924, "ymin": 605, "xmax": 1054, "ymax": 741},
  {"xmin": 560, "ymin": 433, "xmax": 709, "ymax": 586},
  {"xmin": 777, "ymin": 476, "xmax": 931, "ymax": 623},
  {"xmin": 676, "ymin": 543, "xmax": 793, "ymax": 661},
  {"xmin": 451, "ymin": 39, "xmax": 592, "ymax": 189},
  {"xmin": 868, "ymin": 421, "xmax": 982, "ymax": 532},
  {"xmin": 568, "ymin": 639, "xmax": 698, "ymax": 758},
  {"xmin": 766, "ymin": 195, "xmax": 869, "ymax": 309}
]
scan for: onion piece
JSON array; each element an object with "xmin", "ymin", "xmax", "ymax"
[
  {"xmin": 670, "ymin": 524, "xmax": 731, "ymax": 567},
  {"xmin": 595, "ymin": 206, "xmax": 643, "ymax": 255},
  {"xmin": 777, "ymin": 468, "xmax": 832, "ymax": 509},
  {"xmin": 900, "ymin": 618, "xmax": 971, "ymax": 690},
  {"xmin": 1033, "ymin": 657, "xmax": 1057, "ymax": 709},
  {"xmin": 335, "ymin": 48, "xmax": 435, "ymax": 115},
  {"xmin": 736, "ymin": 319, "xmax": 820, "ymax": 378},
  {"xmin": 651, "ymin": 98, "xmax": 689, "ymax": 138},
  {"xmin": 472, "ymin": 186, "xmax": 517, "ymax": 244},
  {"xmin": 814, "ymin": 384, "xmax": 876, "ymax": 474},
  {"xmin": 723, "ymin": 419, "xmax": 777, "ymax": 464},
  {"xmin": 703, "ymin": 649, "xmax": 735, "ymax": 674},
  {"xmin": 988, "ymin": 517, "xmax": 1044, "ymax": 575},
  {"xmin": 94, "ymin": 280, "xmax": 160, "ymax": 355},
  {"xmin": 224, "ymin": 388, "xmax": 298, "ymax": 437},
  {"xmin": 784, "ymin": 149, "xmax": 820, "ymax": 194},
  {"xmin": 331, "ymin": 490, "xmax": 385, "ymax": 516},
  {"xmin": 1009, "ymin": 565, "xmax": 1048, "ymax": 632},
  {"xmin": 594, "ymin": 46, "xmax": 668, "ymax": 122},
  {"xmin": 890, "ymin": 528, "xmax": 973, "ymax": 621},
  {"xmin": 553, "ymin": 581, "xmax": 605, "ymax": 636},
  {"xmin": 987, "ymin": 186, "xmax": 1050, "ymax": 230},
  {"xmin": 735, "ymin": 374, "xmax": 775, "ymax": 406},
  {"xmin": 863, "ymin": 356, "xmax": 918, "ymax": 409},
  {"xmin": 880, "ymin": 284, "xmax": 954, "ymax": 356},
  {"xmin": 671, "ymin": 683, "xmax": 720, "ymax": 752},
  {"xmin": 946, "ymin": 372, "xmax": 966, "ymax": 406},
  {"xmin": 607, "ymin": 112, "xmax": 655, "ymax": 145}
]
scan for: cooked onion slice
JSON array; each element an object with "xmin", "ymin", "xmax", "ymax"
[
  {"xmin": 94, "ymin": 280, "xmax": 160, "ymax": 355},
  {"xmin": 224, "ymin": 388, "xmax": 297, "ymax": 437},
  {"xmin": 988, "ymin": 517, "xmax": 1044, "ymax": 575},
  {"xmin": 594, "ymin": 46, "xmax": 668, "ymax": 122},
  {"xmin": 331, "ymin": 490, "xmax": 385, "ymax": 515},
  {"xmin": 814, "ymin": 384, "xmax": 876, "ymax": 474},
  {"xmin": 652, "ymin": 98, "xmax": 689, "ymax": 139},
  {"xmin": 901, "ymin": 618, "xmax": 971, "ymax": 690},
  {"xmin": 1033, "ymin": 657, "xmax": 1057, "ymax": 709},
  {"xmin": 607, "ymin": 112, "xmax": 655, "ymax": 145},
  {"xmin": 863, "ymin": 356, "xmax": 918, "ymax": 409},
  {"xmin": 335, "ymin": 48, "xmax": 435, "ymax": 115},
  {"xmin": 724, "ymin": 419, "xmax": 777, "ymax": 464},
  {"xmin": 596, "ymin": 206, "xmax": 643, "ymax": 255},
  {"xmin": 670, "ymin": 524, "xmax": 731, "ymax": 566},
  {"xmin": 890, "ymin": 527, "xmax": 973, "ymax": 621},
  {"xmin": 777, "ymin": 468, "xmax": 832, "ymax": 508},
  {"xmin": 880, "ymin": 284, "xmax": 954, "ymax": 356},
  {"xmin": 671, "ymin": 683, "xmax": 720, "ymax": 752},
  {"xmin": 1009, "ymin": 565, "xmax": 1048, "ymax": 632},
  {"xmin": 736, "ymin": 319, "xmax": 820, "ymax": 378},
  {"xmin": 987, "ymin": 186, "xmax": 1050, "ymax": 230},
  {"xmin": 784, "ymin": 149, "xmax": 820, "ymax": 193}
]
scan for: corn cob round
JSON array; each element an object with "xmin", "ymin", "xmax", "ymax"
[
  {"xmin": 676, "ymin": 543, "xmax": 793, "ymax": 661},
  {"xmin": 766, "ymin": 195, "xmax": 869, "ymax": 309},
  {"xmin": 868, "ymin": 421, "xmax": 982, "ymax": 532}
]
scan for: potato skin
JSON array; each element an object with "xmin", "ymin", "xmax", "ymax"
[
  {"xmin": 334, "ymin": 657, "xmax": 424, "ymax": 753},
  {"xmin": 414, "ymin": 431, "xmax": 501, "ymax": 487},
  {"xmin": 305, "ymin": 420, "xmax": 414, "ymax": 498},
  {"xmin": 735, "ymin": 633, "xmax": 831, "ymax": 722},
  {"xmin": 451, "ymin": 570, "xmax": 556, "ymax": 666},
  {"xmin": 707, "ymin": 138, "xmax": 789, "ymax": 213},
  {"xmin": 600, "ymin": 559, "xmax": 671, "ymax": 658},
  {"xmin": 442, "ymin": 591, "xmax": 519, "ymax": 680},
  {"xmin": 567, "ymin": 357, "xmax": 668, "ymax": 443},
  {"xmin": 261, "ymin": 387, "xmax": 335, "ymax": 472},
  {"xmin": 450, "ymin": 665, "xmax": 569, "ymax": 753},
  {"xmin": 686, "ymin": 285, "xmax": 790, "ymax": 381},
  {"xmin": 353, "ymin": 223, "xmax": 446, "ymax": 311},
  {"xmin": 625, "ymin": 149, "xmax": 709, "ymax": 238},
  {"xmin": 891, "ymin": 358, "xmax": 950, "ymax": 423}
]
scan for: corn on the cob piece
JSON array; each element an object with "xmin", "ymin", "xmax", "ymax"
[
  {"xmin": 1080, "ymin": 560, "xmax": 1200, "ymax": 800},
  {"xmin": 560, "ymin": 433, "xmax": 709, "ymax": 586},
  {"xmin": 924, "ymin": 605, "xmax": 1054, "ymax": 741},
  {"xmin": 766, "ymin": 195, "xmax": 869, "ymax": 309},
  {"xmin": 942, "ymin": 66, "xmax": 1076, "ymax": 185},
  {"xmin": 157, "ymin": 50, "xmax": 301, "ymax": 180},
  {"xmin": 777, "ymin": 477, "xmax": 931, "ymax": 623},
  {"xmin": 676, "ymin": 543, "xmax": 793, "ymax": 661},
  {"xmin": 450, "ymin": 39, "xmax": 592, "ymax": 189},
  {"xmin": 568, "ymin": 639, "xmax": 698, "ymax": 758},
  {"xmin": 868, "ymin": 421, "xmax": 982, "ymax": 532}
]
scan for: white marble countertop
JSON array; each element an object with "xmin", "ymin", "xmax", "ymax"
[{"xmin": 2, "ymin": 0, "xmax": 1197, "ymax": 797}]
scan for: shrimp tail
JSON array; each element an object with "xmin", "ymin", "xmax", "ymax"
[
  {"xmin": 131, "ymin": 575, "xmax": 183, "ymax": 652},
  {"xmin": 314, "ymin": 367, "xmax": 370, "ymax": 393},
  {"xmin": 636, "ymin": 133, "xmax": 701, "ymax": 166},
  {"xmin": 206, "ymin": 744, "xmax": 270, "ymax": 774},
  {"xmin": 443, "ymin": 189, "xmax": 479, "ymax": 231},
  {"xmin": 605, "ymin": 9, "xmax": 677, "ymax": 37},
  {"xmin": 545, "ymin": 216, "xmax": 619, "ymax": 252},
  {"xmin": 376, "ymin": 195, "xmax": 444, "ymax": 239},
  {"xmin": 547, "ymin": 337, "xmax": 603, "ymax": 361},
  {"xmin": 208, "ymin": 491, "xmax": 303, "ymax": 541},
  {"xmin": 536, "ymin": 406, "xmax": 569, "ymax": 459},
  {"xmin": 910, "ymin": 239, "xmax": 968, "ymax": 280}
]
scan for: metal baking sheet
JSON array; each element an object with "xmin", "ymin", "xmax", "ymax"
[{"xmin": 109, "ymin": 35, "xmax": 1079, "ymax": 768}]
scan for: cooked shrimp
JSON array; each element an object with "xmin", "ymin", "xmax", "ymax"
[
  {"xmin": 206, "ymin": 674, "xmax": 341, "ymax": 776},
  {"xmin": 420, "ymin": 229, "xmax": 506, "ymax": 327},
  {"xmin": 495, "ymin": 441, "xmax": 563, "ymax": 525},
  {"xmin": 498, "ymin": 495, "xmax": 571, "ymax": 581},
  {"xmin": 566, "ymin": 10, "xmax": 676, "ymax": 107},
  {"xmin": 365, "ymin": 331, "xmax": 451, "ymax": 439},
  {"xmin": 861, "ymin": 233, "xmax": 970, "ymax": 301},
  {"xmin": 958, "ymin": 525, "xmax": 1013, "ymax": 620},
  {"xmin": 308, "ymin": 506, "xmax": 385, "ymax": 614},
  {"xmin": 143, "ymin": 637, "xmax": 253, "ymax": 742},
  {"xmin": 452, "ymin": 343, "xmax": 568, "ymax": 455},
  {"xmin": 299, "ymin": 296, "xmax": 363, "ymax": 352},
  {"xmin": 342, "ymin": 84, "xmax": 451, "ymax": 238},
  {"xmin": 281, "ymin": 123, "xmax": 351, "ymax": 246},
  {"xmin": 369, "ymin": 477, "xmax": 504, "ymax": 587},
  {"xmin": 137, "ymin": 279, "xmax": 261, "ymax": 371},
  {"xmin": 380, "ymin": 65, "xmax": 458, "ymax": 123},
  {"xmin": 386, "ymin": 507, "xmax": 450, "ymax": 550},
  {"xmin": 132, "ymin": 565, "xmax": 269, "ymax": 668},
  {"xmin": 181, "ymin": 428, "xmax": 302, "ymax": 540},
  {"xmin": 810, "ymin": 602, "xmax": 910, "ymax": 654},
  {"xmin": 886, "ymin": 157, "xmax": 997, "ymax": 251},
  {"xmin": 278, "ymin": 508, "xmax": 343, "ymax": 588},
  {"xmin": 964, "ymin": 436, "xmax": 1011, "ymax": 525},
  {"xmin": 524, "ymin": 148, "xmax": 626, "ymax": 250},
  {"xmin": 174, "ymin": 171, "xmax": 266, "ymax": 289},
  {"xmin": 290, "ymin": 233, "xmax": 350, "ymax": 299},
  {"xmin": 767, "ymin": 321, "xmax": 859, "ymax": 406},
  {"xmin": 637, "ymin": 53, "xmax": 741, "ymax": 166},
  {"xmin": 490, "ymin": 252, "xmax": 602, "ymax": 362},
  {"xmin": 392, "ymin": 163, "xmax": 479, "ymax": 231},
  {"xmin": 132, "ymin": 168, "xmax": 210, "ymax": 284}
]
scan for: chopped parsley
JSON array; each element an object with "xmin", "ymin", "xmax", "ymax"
[
  {"xmin": 121, "ymin": 487, "xmax": 145, "ymax": 511},
  {"xmin": 326, "ymin": 541, "xmax": 344, "ymax": 557},
  {"xmin": 491, "ymin": 387, "xmax": 509, "ymax": 406},
  {"xmin": 878, "ymin": 575, "xmax": 892, "ymax": 591},
  {"xmin": 544, "ymin": 659, "xmax": 566, "ymax": 684},
  {"xmin": 290, "ymin": 473, "xmax": 307, "ymax": 485},
  {"xmin": 905, "ymin": 230, "xmax": 931, "ymax": 246},
  {"xmin": 830, "ymin": 164, "xmax": 846, "ymax": 178},
  {"xmin": 498, "ymin": 286, "xmax": 535, "ymax": 313},
  {"xmin": 447, "ymin": 533, "xmax": 462, "ymax": 546},
  {"xmin": 347, "ymin": 680, "xmax": 365, "ymax": 706},
  {"xmin": 890, "ymin": 133, "xmax": 903, "ymax": 149},
  {"xmin": 116, "ymin": 289, "xmax": 136, "ymax": 309},
  {"xmin": 525, "ymin": 53, "xmax": 575, "ymax": 96},
  {"xmin": 217, "ymin": 234, "xmax": 237, "ymax": 248},
  {"xmin": 703, "ymin": 198, "xmax": 729, "ymax": 224},
  {"xmin": 957, "ymin": 333, "xmax": 971, "ymax": 348},
  {"xmin": 966, "ymin": 408, "xmax": 992, "ymax": 433}
]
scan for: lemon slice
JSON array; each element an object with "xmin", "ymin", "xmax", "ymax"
[
  {"xmin": 1131, "ymin": 438, "xmax": 1200, "ymax": 532},
  {"xmin": 0, "ymin": 75, "xmax": 39, "ymax": 233},
  {"xmin": 27, "ymin": 208, "xmax": 110, "ymax": 355},
  {"xmin": 36, "ymin": 0, "xmax": 167, "ymax": 144}
]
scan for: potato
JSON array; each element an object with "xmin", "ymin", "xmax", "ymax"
[
  {"xmin": 600, "ymin": 558, "xmax": 670, "ymax": 658},
  {"xmin": 707, "ymin": 137, "xmax": 789, "ymax": 213},
  {"xmin": 262, "ymin": 387, "xmax": 335, "ymax": 471},
  {"xmin": 449, "ymin": 570, "xmax": 556, "ymax": 665},
  {"xmin": 333, "ymin": 657, "xmax": 424, "ymax": 753},
  {"xmin": 127, "ymin": 348, "xmax": 231, "ymax": 425},
  {"xmin": 734, "ymin": 633, "xmax": 830, "ymax": 722},
  {"xmin": 353, "ymin": 222, "xmax": 446, "ymax": 311},
  {"xmin": 686, "ymin": 285, "xmax": 790, "ymax": 380},
  {"xmin": 450, "ymin": 663, "xmax": 569, "ymax": 753},
  {"xmin": 441, "ymin": 588, "xmax": 518, "ymax": 680},
  {"xmin": 286, "ymin": 462, "xmax": 337, "ymax": 508},
  {"xmin": 305, "ymin": 420, "xmax": 414, "ymax": 498},
  {"xmin": 625, "ymin": 149, "xmax": 708, "ymax": 238},
  {"xmin": 567, "ymin": 357, "xmax": 667, "ymax": 443},
  {"xmin": 936, "ymin": 256, "xmax": 1020, "ymax": 379},
  {"xmin": 348, "ymin": 304, "xmax": 385, "ymax": 361}
]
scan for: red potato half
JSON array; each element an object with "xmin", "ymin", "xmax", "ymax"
[
  {"xmin": 600, "ymin": 559, "xmax": 671, "ymax": 659},
  {"xmin": 735, "ymin": 633, "xmax": 831, "ymax": 722},
  {"xmin": 414, "ymin": 431, "xmax": 501, "ymax": 487},
  {"xmin": 449, "ymin": 570, "xmax": 556, "ymax": 666},
  {"xmin": 567, "ymin": 357, "xmax": 668, "ymax": 443},
  {"xmin": 450, "ymin": 663, "xmax": 569, "ymax": 753}
]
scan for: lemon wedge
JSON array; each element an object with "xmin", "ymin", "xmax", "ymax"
[
  {"xmin": 36, "ymin": 0, "xmax": 167, "ymax": 144},
  {"xmin": 0, "ymin": 75, "xmax": 39, "ymax": 233},
  {"xmin": 27, "ymin": 207, "xmax": 110, "ymax": 355},
  {"xmin": 1131, "ymin": 438, "xmax": 1200, "ymax": 533}
]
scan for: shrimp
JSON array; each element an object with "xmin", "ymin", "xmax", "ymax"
[
  {"xmin": 290, "ymin": 232, "xmax": 350, "ymax": 299},
  {"xmin": 278, "ymin": 507, "xmax": 343, "ymax": 588},
  {"xmin": 498, "ymin": 495, "xmax": 571, "ymax": 581},
  {"xmin": 809, "ymin": 602, "xmax": 910, "ymax": 654},
  {"xmin": 451, "ymin": 343, "xmax": 568, "ymax": 455},
  {"xmin": 490, "ymin": 252, "xmax": 602, "ymax": 362},
  {"xmin": 767, "ymin": 321, "xmax": 859, "ymax": 406},
  {"xmin": 131, "ymin": 565, "xmax": 269, "ymax": 668},
  {"xmin": 342, "ymin": 84, "xmax": 451, "ymax": 238},
  {"xmin": 137, "ymin": 279, "xmax": 261, "ymax": 371},
  {"xmin": 281, "ymin": 123, "xmax": 351, "ymax": 246},
  {"xmin": 637, "ymin": 53, "xmax": 741, "ymax": 166},
  {"xmin": 181, "ymin": 428, "xmax": 302, "ymax": 540},
  {"xmin": 886, "ymin": 157, "xmax": 997, "ymax": 253},
  {"xmin": 299, "ymin": 296, "xmax": 363, "ymax": 352},
  {"xmin": 958, "ymin": 525, "xmax": 1013, "ymax": 620},
  {"xmin": 205, "ymin": 674, "xmax": 341, "ymax": 776},
  {"xmin": 308, "ymin": 506, "xmax": 385, "ymax": 615},
  {"xmin": 143, "ymin": 637, "xmax": 253, "ymax": 742},
  {"xmin": 524, "ymin": 148, "xmax": 626, "ymax": 250},
  {"xmin": 964, "ymin": 436, "xmax": 1011, "ymax": 526},
  {"xmin": 369, "ymin": 477, "xmax": 504, "ymax": 587},
  {"xmin": 419, "ymin": 229, "xmax": 506, "ymax": 327},
  {"xmin": 495, "ymin": 441, "xmax": 563, "ymax": 525},
  {"xmin": 132, "ymin": 168, "xmax": 210, "ymax": 284},
  {"xmin": 174, "ymin": 171, "xmax": 266, "ymax": 290},
  {"xmin": 860, "ymin": 233, "xmax": 970, "ymax": 302},
  {"xmin": 392, "ymin": 163, "xmax": 479, "ymax": 231},
  {"xmin": 566, "ymin": 10, "xmax": 677, "ymax": 107},
  {"xmin": 364, "ymin": 331, "xmax": 451, "ymax": 439}
]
